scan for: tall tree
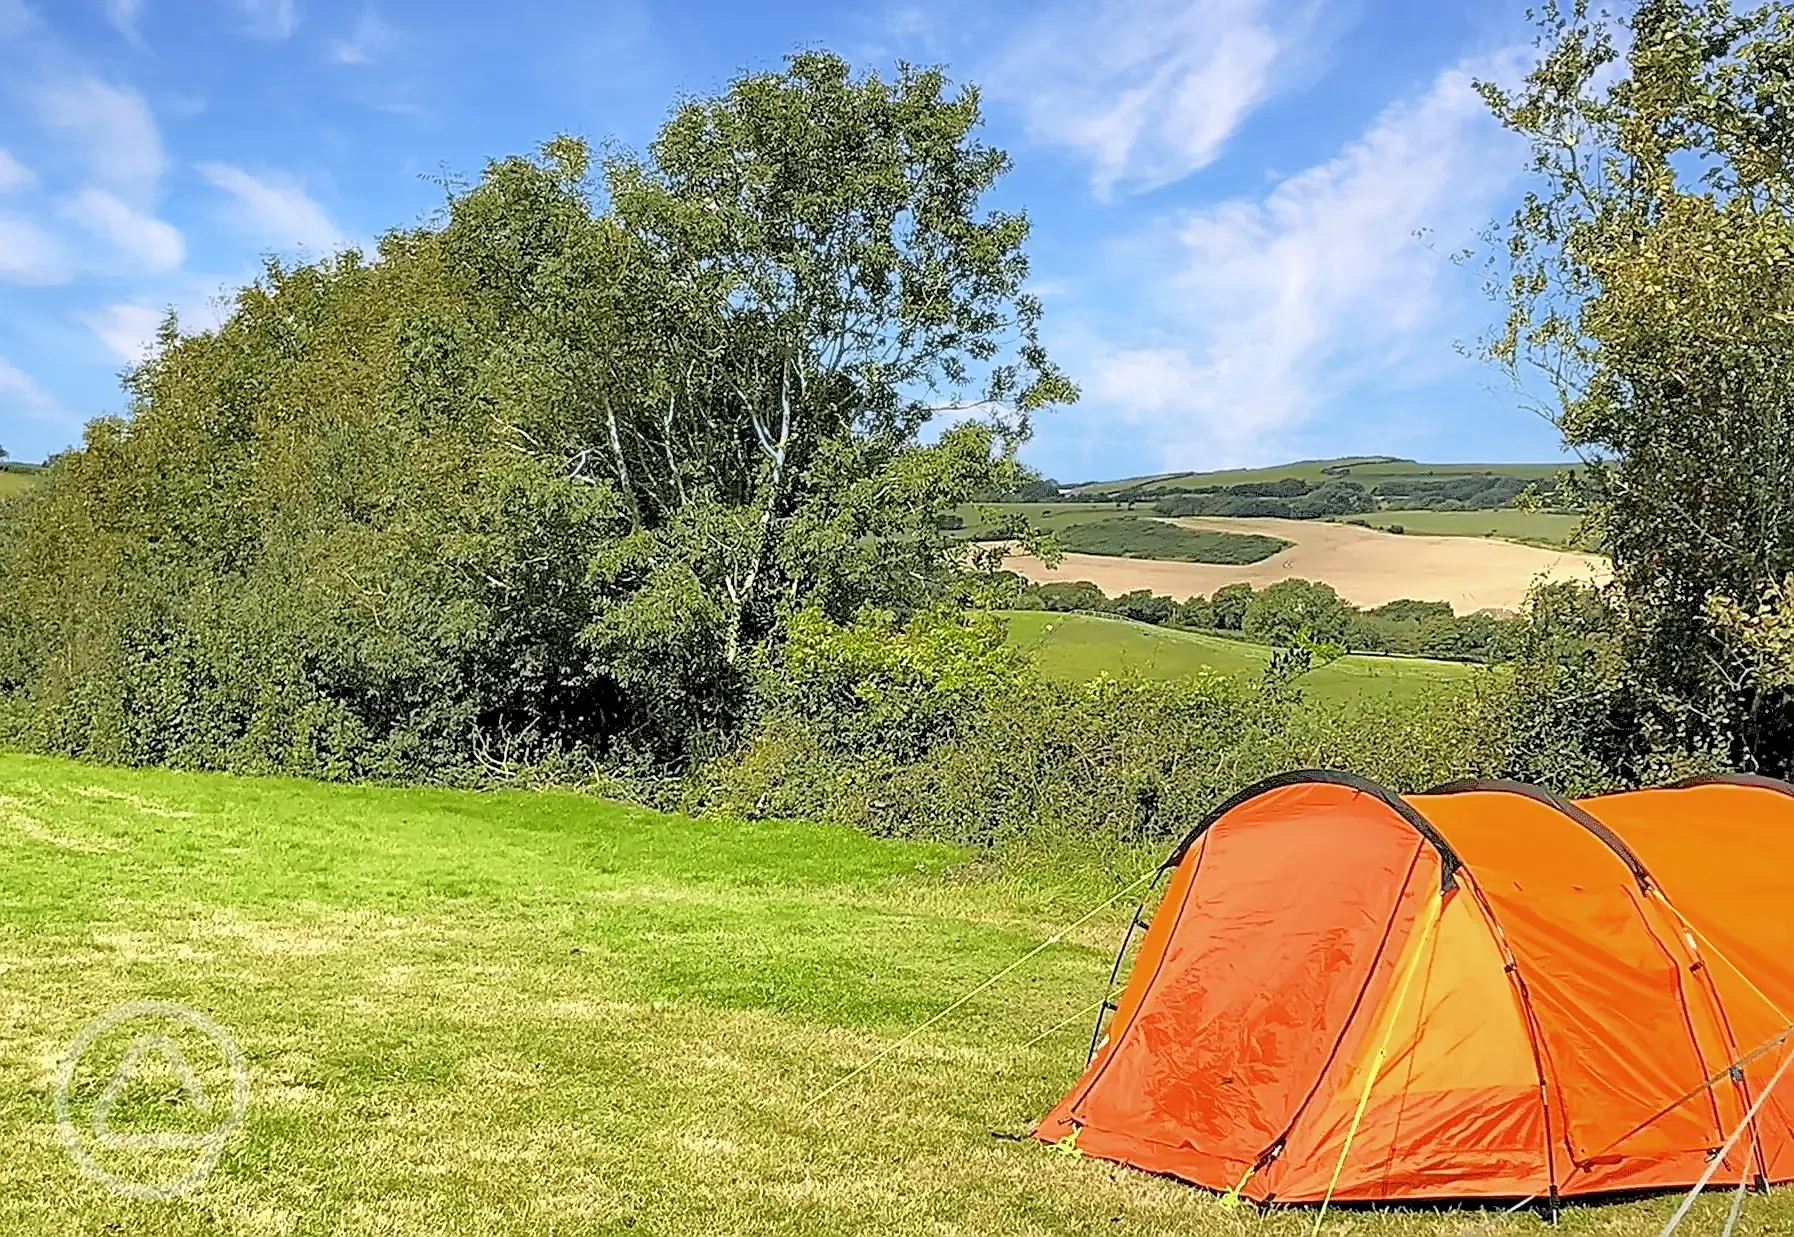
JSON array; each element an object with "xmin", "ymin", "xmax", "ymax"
[{"xmin": 1485, "ymin": 0, "xmax": 1794, "ymax": 773}]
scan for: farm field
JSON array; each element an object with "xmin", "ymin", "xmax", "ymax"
[
  {"xmin": 1353, "ymin": 508, "xmax": 1589, "ymax": 548},
  {"xmin": 1006, "ymin": 516, "xmax": 1609, "ymax": 612},
  {"xmin": 1002, "ymin": 611, "xmax": 1477, "ymax": 702},
  {"xmin": 0, "ymin": 751, "xmax": 1772, "ymax": 1236}
]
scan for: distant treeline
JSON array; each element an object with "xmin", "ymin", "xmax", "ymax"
[
  {"xmin": 1000, "ymin": 472, "xmax": 1569, "ymax": 516},
  {"xmin": 1004, "ymin": 575, "xmax": 1520, "ymax": 663}
]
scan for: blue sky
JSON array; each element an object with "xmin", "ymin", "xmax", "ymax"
[{"xmin": 0, "ymin": 0, "xmax": 1567, "ymax": 481}]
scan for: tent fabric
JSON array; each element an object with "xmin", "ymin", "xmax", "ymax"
[{"xmin": 1035, "ymin": 771, "xmax": 1794, "ymax": 1204}]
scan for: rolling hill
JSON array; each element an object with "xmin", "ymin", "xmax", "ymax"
[{"xmin": 1067, "ymin": 456, "xmax": 1570, "ymax": 498}]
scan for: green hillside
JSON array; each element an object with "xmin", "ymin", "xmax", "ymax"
[
  {"xmin": 1001, "ymin": 611, "xmax": 1477, "ymax": 703},
  {"xmin": 1070, "ymin": 457, "xmax": 1569, "ymax": 498}
]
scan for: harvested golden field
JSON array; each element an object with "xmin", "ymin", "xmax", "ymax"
[{"xmin": 1005, "ymin": 516, "xmax": 1610, "ymax": 611}]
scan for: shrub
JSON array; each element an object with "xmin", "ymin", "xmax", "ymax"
[{"xmin": 702, "ymin": 609, "xmax": 1539, "ymax": 847}]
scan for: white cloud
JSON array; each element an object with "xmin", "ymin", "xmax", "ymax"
[
  {"xmin": 63, "ymin": 187, "xmax": 184, "ymax": 271},
  {"xmin": 994, "ymin": 0, "xmax": 1311, "ymax": 197},
  {"xmin": 32, "ymin": 76, "xmax": 166, "ymax": 202},
  {"xmin": 197, "ymin": 162, "xmax": 345, "ymax": 253},
  {"xmin": 1085, "ymin": 56, "xmax": 1523, "ymax": 465},
  {"xmin": 105, "ymin": 0, "xmax": 144, "ymax": 43},
  {"xmin": 0, "ymin": 356, "xmax": 73, "ymax": 424},
  {"xmin": 330, "ymin": 8, "xmax": 396, "ymax": 65},
  {"xmin": 233, "ymin": 0, "xmax": 297, "ymax": 40},
  {"xmin": 0, "ymin": 212, "xmax": 68, "ymax": 284},
  {"xmin": 0, "ymin": 149, "xmax": 34, "ymax": 193},
  {"xmin": 82, "ymin": 301, "xmax": 166, "ymax": 363}
]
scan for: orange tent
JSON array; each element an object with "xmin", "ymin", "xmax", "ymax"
[{"xmin": 1036, "ymin": 772, "xmax": 1794, "ymax": 1205}]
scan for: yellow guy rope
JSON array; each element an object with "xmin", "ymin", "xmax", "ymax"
[
  {"xmin": 1309, "ymin": 886, "xmax": 1444, "ymax": 1237},
  {"xmin": 805, "ymin": 868, "xmax": 1158, "ymax": 1110}
]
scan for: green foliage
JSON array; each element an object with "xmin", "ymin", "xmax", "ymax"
[
  {"xmin": 761, "ymin": 608, "xmax": 1026, "ymax": 761},
  {"xmin": 1242, "ymin": 579, "xmax": 1351, "ymax": 646},
  {"xmin": 708, "ymin": 609, "xmax": 1516, "ymax": 847},
  {"xmin": 1211, "ymin": 583, "xmax": 1254, "ymax": 631},
  {"xmin": 1485, "ymin": 0, "xmax": 1794, "ymax": 774},
  {"xmin": 1172, "ymin": 594, "xmax": 1214, "ymax": 629},
  {"xmin": 1107, "ymin": 589, "xmax": 1177, "ymax": 625},
  {"xmin": 0, "ymin": 52, "xmax": 1072, "ymax": 780},
  {"xmin": 1053, "ymin": 515, "xmax": 1288, "ymax": 563}
]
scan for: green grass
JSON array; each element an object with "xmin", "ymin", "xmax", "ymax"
[
  {"xmin": 1055, "ymin": 516, "xmax": 1287, "ymax": 564},
  {"xmin": 1350, "ymin": 508, "xmax": 1591, "ymax": 549},
  {"xmin": 0, "ymin": 751, "xmax": 1773, "ymax": 1235},
  {"xmin": 1001, "ymin": 611, "xmax": 1477, "ymax": 703},
  {"xmin": 0, "ymin": 465, "xmax": 42, "ymax": 502}
]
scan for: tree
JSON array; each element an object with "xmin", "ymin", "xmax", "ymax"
[
  {"xmin": 1108, "ymin": 589, "xmax": 1175, "ymax": 626},
  {"xmin": 600, "ymin": 52, "xmax": 1074, "ymax": 661},
  {"xmin": 0, "ymin": 51, "xmax": 1074, "ymax": 777},
  {"xmin": 1211, "ymin": 583, "xmax": 1254, "ymax": 631},
  {"xmin": 1242, "ymin": 579, "xmax": 1350, "ymax": 646},
  {"xmin": 1484, "ymin": 0, "xmax": 1794, "ymax": 774},
  {"xmin": 1171, "ymin": 594, "xmax": 1214, "ymax": 629}
]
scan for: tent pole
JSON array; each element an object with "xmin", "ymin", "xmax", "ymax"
[{"xmin": 1085, "ymin": 884, "xmax": 1156, "ymax": 1066}]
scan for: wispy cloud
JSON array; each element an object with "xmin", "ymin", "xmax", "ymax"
[
  {"xmin": 197, "ymin": 162, "xmax": 344, "ymax": 253},
  {"xmin": 81, "ymin": 301, "xmax": 166, "ymax": 363},
  {"xmin": 330, "ymin": 8, "xmax": 396, "ymax": 65},
  {"xmin": 993, "ymin": 0, "xmax": 1316, "ymax": 198},
  {"xmin": 1082, "ymin": 55, "xmax": 1522, "ymax": 466},
  {"xmin": 0, "ymin": 356, "xmax": 74, "ymax": 424},
  {"xmin": 0, "ymin": 150, "xmax": 34, "ymax": 194},
  {"xmin": 0, "ymin": 212, "xmax": 68, "ymax": 284},
  {"xmin": 104, "ymin": 0, "xmax": 145, "ymax": 45},
  {"xmin": 63, "ymin": 187, "xmax": 184, "ymax": 272},
  {"xmin": 32, "ymin": 76, "xmax": 166, "ymax": 202},
  {"xmin": 233, "ymin": 0, "xmax": 298, "ymax": 40}
]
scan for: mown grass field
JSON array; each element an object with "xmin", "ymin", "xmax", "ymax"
[
  {"xmin": 1351, "ymin": 508, "xmax": 1589, "ymax": 549},
  {"xmin": 0, "ymin": 466, "xmax": 41, "ymax": 502},
  {"xmin": 1, "ymin": 751, "xmax": 1781, "ymax": 1235},
  {"xmin": 1001, "ymin": 611, "xmax": 1478, "ymax": 702}
]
